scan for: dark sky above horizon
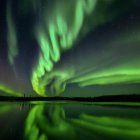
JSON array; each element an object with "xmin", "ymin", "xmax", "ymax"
[{"xmin": 0, "ymin": 0, "xmax": 140, "ymax": 97}]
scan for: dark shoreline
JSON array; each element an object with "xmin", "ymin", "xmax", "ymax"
[{"xmin": 0, "ymin": 95, "xmax": 140, "ymax": 102}]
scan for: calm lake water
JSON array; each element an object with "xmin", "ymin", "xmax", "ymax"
[{"xmin": 0, "ymin": 102, "xmax": 140, "ymax": 140}]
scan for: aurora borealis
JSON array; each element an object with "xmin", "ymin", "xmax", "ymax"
[
  {"xmin": 0, "ymin": 0, "xmax": 140, "ymax": 96},
  {"xmin": 1, "ymin": 1, "xmax": 140, "ymax": 139}
]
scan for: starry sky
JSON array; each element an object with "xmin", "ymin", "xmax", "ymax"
[{"xmin": 0, "ymin": 0, "xmax": 140, "ymax": 97}]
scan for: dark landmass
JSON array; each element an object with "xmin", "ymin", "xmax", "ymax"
[{"xmin": 0, "ymin": 95, "xmax": 140, "ymax": 102}]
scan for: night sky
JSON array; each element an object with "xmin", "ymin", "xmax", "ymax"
[{"xmin": 0, "ymin": 0, "xmax": 140, "ymax": 97}]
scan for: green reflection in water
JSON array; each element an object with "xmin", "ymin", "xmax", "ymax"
[
  {"xmin": 0, "ymin": 102, "xmax": 140, "ymax": 139},
  {"xmin": 25, "ymin": 104, "xmax": 75, "ymax": 140},
  {"xmin": 72, "ymin": 114, "xmax": 140, "ymax": 140},
  {"xmin": 0, "ymin": 103, "xmax": 17, "ymax": 114},
  {"xmin": 24, "ymin": 103, "xmax": 140, "ymax": 140}
]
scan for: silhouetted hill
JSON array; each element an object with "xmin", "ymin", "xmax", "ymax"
[{"xmin": 0, "ymin": 94, "xmax": 140, "ymax": 102}]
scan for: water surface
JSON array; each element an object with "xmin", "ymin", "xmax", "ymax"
[{"xmin": 0, "ymin": 102, "xmax": 140, "ymax": 140}]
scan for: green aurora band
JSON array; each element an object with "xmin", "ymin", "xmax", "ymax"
[
  {"xmin": 30, "ymin": 0, "xmax": 136, "ymax": 96},
  {"xmin": 70, "ymin": 31, "xmax": 140, "ymax": 86},
  {"xmin": 7, "ymin": 1, "xmax": 18, "ymax": 65},
  {"xmin": 1, "ymin": 0, "xmax": 140, "ymax": 96},
  {"xmin": 31, "ymin": 0, "xmax": 97, "ymax": 96},
  {"xmin": 0, "ymin": 85, "xmax": 23, "ymax": 97}
]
